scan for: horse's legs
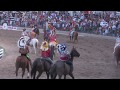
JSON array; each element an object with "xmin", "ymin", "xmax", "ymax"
[
  {"xmin": 33, "ymin": 71, "xmax": 36, "ymax": 79},
  {"xmin": 29, "ymin": 46, "xmax": 32, "ymax": 53},
  {"xmin": 72, "ymin": 36, "xmax": 74, "ymax": 42},
  {"xmin": 36, "ymin": 71, "xmax": 43, "ymax": 79},
  {"xmin": 73, "ymin": 38, "xmax": 75, "ymax": 43},
  {"xmin": 117, "ymin": 60, "xmax": 119, "ymax": 67},
  {"xmin": 46, "ymin": 72, "xmax": 49, "ymax": 79},
  {"xmin": 15, "ymin": 67, "xmax": 19, "ymax": 77},
  {"xmin": 70, "ymin": 36, "xmax": 71, "ymax": 42},
  {"xmin": 51, "ymin": 73, "xmax": 57, "ymax": 79},
  {"xmin": 77, "ymin": 38, "xmax": 78, "ymax": 43},
  {"xmin": 27, "ymin": 66, "xmax": 30, "ymax": 78},
  {"xmin": 33, "ymin": 45, "xmax": 36, "ymax": 54},
  {"xmin": 69, "ymin": 73, "xmax": 74, "ymax": 79},
  {"xmin": 58, "ymin": 74, "xmax": 62, "ymax": 79},
  {"xmin": 22, "ymin": 68, "xmax": 25, "ymax": 79},
  {"xmin": 64, "ymin": 75, "xmax": 66, "ymax": 79}
]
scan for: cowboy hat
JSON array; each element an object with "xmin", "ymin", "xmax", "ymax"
[{"xmin": 40, "ymin": 41, "xmax": 49, "ymax": 51}]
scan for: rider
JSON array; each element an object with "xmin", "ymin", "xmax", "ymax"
[
  {"xmin": 49, "ymin": 29, "xmax": 58, "ymax": 48},
  {"xmin": 19, "ymin": 44, "xmax": 32, "ymax": 67},
  {"xmin": 40, "ymin": 40, "xmax": 53, "ymax": 64},
  {"xmin": 27, "ymin": 28, "xmax": 37, "ymax": 45},
  {"xmin": 69, "ymin": 28, "xmax": 75, "ymax": 40},
  {"xmin": 31, "ymin": 28, "xmax": 37, "ymax": 39},
  {"xmin": 57, "ymin": 44, "xmax": 73, "ymax": 72}
]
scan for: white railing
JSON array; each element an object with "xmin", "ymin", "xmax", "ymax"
[{"xmin": 0, "ymin": 48, "xmax": 4, "ymax": 60}]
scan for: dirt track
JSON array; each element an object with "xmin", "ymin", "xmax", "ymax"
[{"xmin": 0, "ymin": 29, "xmax": 120, "ymax": 79}]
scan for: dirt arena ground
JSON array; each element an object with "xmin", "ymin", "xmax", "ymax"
[{"xmin": 0, "ymin": 29, "xmax": 120, "ymax": 79}]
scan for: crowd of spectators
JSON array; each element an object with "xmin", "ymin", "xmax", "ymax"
[{"xmin": 0, "ymin": 11, "xmax": 120, "ymax": 36}]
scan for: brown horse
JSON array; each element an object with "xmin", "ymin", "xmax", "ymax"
[
  {"xmin": 114, "ymin": 45, "xmax": 120, "ymax": 66},
  {"xmin": 15, "ymin": 55, "xmax": 31, "ymax": 79},
  {"xmin": 49, "ymin": 46, "xmax": 80, "ymax": 79},
  {"xmin": 31, "ymin": 45, "xmax": 54, "ymax": 79},
  {"xmin": 70, "ymin": 31, "xmax": 78, "ymax": 43},
  {"xmin": 15, "ymin": 47, "xmax": 31, "ymax": 79}
]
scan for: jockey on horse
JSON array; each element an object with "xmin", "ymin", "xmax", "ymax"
[
  {"xmin": 57, "ymin": 44, "xmax": 73, "ymax": 72},
  {"xmin": 33, "ymin": 25, "xmax": 40, "ymax": 39},
  {"xmin": 26, "ymin": 28, "xmax": 37, "ymax": 45},
  {"xmin": 18, "ymin": 39, "xmax": 32, "ymax": 68},
  {"xmin": 69, "ymin": 28, "xmax": 75, "ymax": 41},
  {"xmin": 40, "ymin": 40, "xmax": 53, "ymax": 64},
  {"xmin": 48, "ymin": 24, "xmax": 58, "ymax": 47}
]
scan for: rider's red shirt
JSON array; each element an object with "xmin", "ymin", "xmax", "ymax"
[
  {"xmin": 41, "ymin": 49, "xmax": 51, "ymax": 58},
  {"xmin": 49, "ymin": 35, "xmax": 56, "ymax": 42}
]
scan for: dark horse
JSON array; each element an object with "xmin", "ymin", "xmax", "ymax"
[
  {"xmin": 70, "ymin": 31, "xmax": 78, "ymax": 43},
  {"xmin": 31, "ymin": 45, "xmax": 54, "ymax": 79},
  {"xmin": 114, "ymin": 45, "xmax": 120, "ymax": 66},
  {"xmin": 49, "ymin": 46, "xmax": 80, "ymax": 79},
  {"xmin": 15, "ymin": 48, "xmax": 31, "ymax": 78}
]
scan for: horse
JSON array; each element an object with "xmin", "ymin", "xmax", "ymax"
[
  {"xmin": 113, "ymin": 45, "xmax": 120, "ymax": 66},
  {"xmin": 31, "ymin": 45, "xmax": 55, "ymax": 79},
  {"xmin": 49, "ymin": 46, "xmax": 80, "ymax": 79},
  {"xmin": 70, "ymin": 31, "xmax": 78, "ymax": 43},
  {"xmin": 15, "ymin": 48, "xmax": 31, "ymax": 79},
  {"xmin": 23, "ymin": 36, "xmax": 39, "ymax": 54}
]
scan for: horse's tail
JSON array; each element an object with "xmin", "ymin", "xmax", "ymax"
[{"xmin": 31, "ymin": 59, "xmax": 38, "ymax": 78}]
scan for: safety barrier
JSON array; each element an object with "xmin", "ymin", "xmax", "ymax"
[{"xmin": 0, "ymin": 48, "xmax": 4, "ymax": 60}]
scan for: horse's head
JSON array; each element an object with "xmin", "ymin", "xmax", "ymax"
[{"xmin": 70, "ymin": 46, "xmax": 80, "ymax": 58}]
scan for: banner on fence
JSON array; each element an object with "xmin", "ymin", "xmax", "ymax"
[{"xmin": 0, "ymin": 23, "xmax": 17, "ymax": 30}]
